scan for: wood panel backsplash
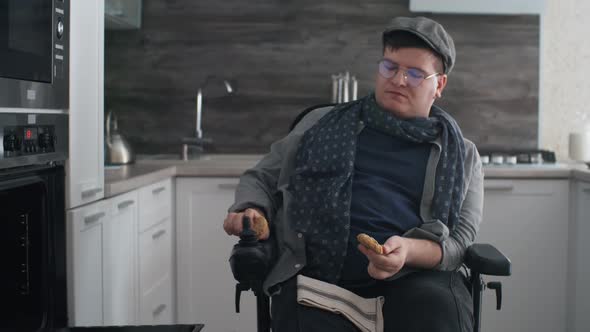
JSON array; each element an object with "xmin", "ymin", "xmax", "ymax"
[{"xmin": 105, "ymin": 0, "xmax": 539, "ymax": 155}]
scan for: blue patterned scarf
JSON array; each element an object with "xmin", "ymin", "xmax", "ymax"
[{"xmin": 289, "ymin": 93, "xmax": 465, "ymax": 282}]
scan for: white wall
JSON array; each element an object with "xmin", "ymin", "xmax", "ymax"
[{"xmin": 540, "ymin": 0, "xmax": 590, "ymax": 160}]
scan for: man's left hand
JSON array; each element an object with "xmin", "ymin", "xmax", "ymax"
[{"xmin": 358, "ymin": 235, "xmax": 409, "ymax": 280}]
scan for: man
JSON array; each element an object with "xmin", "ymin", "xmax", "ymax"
[{"xmin": 224, "ymin": 16, "xmax": 483, "ymax": 332}]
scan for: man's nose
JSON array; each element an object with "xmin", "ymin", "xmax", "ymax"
[{"xmin": 390, "ymin": 69, "xmax": 407, "ymax": 86}]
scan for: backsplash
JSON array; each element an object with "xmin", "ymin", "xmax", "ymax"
[{"xmin": 105, "ymin": 0, "xmax": 539, "ymax": 155}]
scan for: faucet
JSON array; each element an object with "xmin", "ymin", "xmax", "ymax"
[{"xmin": 182, "ymin": 75, "xmax": 234, "ymax": 160}]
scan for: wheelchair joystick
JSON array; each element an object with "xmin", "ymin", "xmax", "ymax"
[{"xmin": 229, "ymin": 216, "xmax": 271, "ymax": 311}]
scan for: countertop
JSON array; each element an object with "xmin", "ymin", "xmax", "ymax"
[{"xmin": 103, "ymin": 154, "xmax": 590, "ymax": 198}]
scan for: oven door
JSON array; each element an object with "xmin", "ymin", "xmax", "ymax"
[{"xmin": 0, "ymin": 164, "xmax": 67, "ymax": 330}]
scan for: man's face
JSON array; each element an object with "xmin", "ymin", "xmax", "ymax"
[{"xmin": 374, "ymin": 47, "xmax": 447, "ymax": 119}]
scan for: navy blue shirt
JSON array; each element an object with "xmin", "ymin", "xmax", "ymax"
[{"xmin": 339, "ymin": 126, "xmax": 431, "ymax": 284}]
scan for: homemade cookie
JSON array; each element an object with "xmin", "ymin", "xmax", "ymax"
[
  {"xmin": 357, "ymin": 233, "xmax": 383, "ymax": 255},
  {"xmin": 251, "ymin": 214, "xmax": 269, "ymax": 239}
]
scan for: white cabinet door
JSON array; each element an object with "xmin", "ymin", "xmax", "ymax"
[
  {"xmin": 568, "ymin": 181, "xmax": 590, "ymax": 332},
  {"xmin": 176, "ymin": 178, "xmax": 257, "ymax": 332},
  {"xmin": 67, "ymin": 199, "xmax": 109, "ymax": 326},
  {"xmin": 104, "ymin": 191, "xmax": 139, "ymax": 326},
  {"xmin": 478, "ymin": 179, "xmax": 569, "ymax": 332},
  {"xmin": 66, "ymin": 0, "xmax": 105, "ymax": 209}
]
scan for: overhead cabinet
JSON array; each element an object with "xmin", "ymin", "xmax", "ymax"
[
  {"xmin": 105, "ymin": 0, "xmax": 142, "ymax": 30},
  {"xmin": 409, "ymin": 0, "xmax": 546, "ymax": 15}
]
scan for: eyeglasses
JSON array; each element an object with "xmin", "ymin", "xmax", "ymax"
[{"xmin": 377, "ymin": 59, "xmax": 440, "ymax": 88}]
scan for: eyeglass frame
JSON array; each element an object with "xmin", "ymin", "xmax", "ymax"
[{"xmin": 377, "ymin": 58, "xmax": 441, "ymax": 88}]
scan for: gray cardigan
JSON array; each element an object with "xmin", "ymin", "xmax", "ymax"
[{"xmin": 229, "ymin": 106, "xmax": 484, "ymax": 295}]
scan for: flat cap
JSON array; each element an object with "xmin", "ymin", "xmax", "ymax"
[{"xmin": 383, "ymin": 16, "xmax": 456, "ymax": 74}]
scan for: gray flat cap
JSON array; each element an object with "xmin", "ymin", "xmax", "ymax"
[{"xmin": 383, "ymin": 16, "xmax": 456, "ymax": 74}]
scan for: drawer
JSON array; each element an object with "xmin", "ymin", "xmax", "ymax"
[
  {"xmin": 139, "ymin": 219, "xmax": 172, "ymax": 296},
  {"xmin": 139, "ymin": 178, "xmax": 172, "ymax": 232},
  {"xmin": 139, "ymin": 274, "xmax": 174, "ymax": 325}
]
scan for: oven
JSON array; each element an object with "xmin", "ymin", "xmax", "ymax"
[
  {"xmin": 0, "ymin": 0, "xmax": 69, "ymax": 111},
  {"xmin": 0, "ymin": 112, "xmax": 68, "ymax": 330}
]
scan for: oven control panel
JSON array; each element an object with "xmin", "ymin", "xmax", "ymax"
[{"xmin": 3, "ymin": 125, "xmax": 56, "ymax": 157}]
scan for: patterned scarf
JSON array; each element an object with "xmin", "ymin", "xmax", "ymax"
[{"xmin": 289, "ymin": 93, "xmax": 465, "ymax": 283}]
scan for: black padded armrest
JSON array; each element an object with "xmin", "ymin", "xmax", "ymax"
[
  {"xmin": 229, "ymin": 239, "xmax": 275, "ymax": 284},
  {"xmin": 464, "ymin": 243, "xmax": 511, "ymax": 276}
]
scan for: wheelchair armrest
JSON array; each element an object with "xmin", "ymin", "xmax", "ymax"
[{"xmin": 464, "ymin": 243, "xmax": 511, "ymax": 276}]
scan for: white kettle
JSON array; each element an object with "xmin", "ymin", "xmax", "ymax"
[{"xmin": 105, "ymin": 110, "xmax": 135, "ymax": 165}]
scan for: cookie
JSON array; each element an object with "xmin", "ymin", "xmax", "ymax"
[
  {"xmin": 251, "ymin": 214, "xmax": 269, "ymax": 239},
  {"xmin": 357, "ymin": 233, "xmax": 383, "ymax": 255}
]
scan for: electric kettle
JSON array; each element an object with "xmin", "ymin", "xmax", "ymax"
[{"xmin": 105, "ymin": 110, "xmax": 135, "ymax": 165}]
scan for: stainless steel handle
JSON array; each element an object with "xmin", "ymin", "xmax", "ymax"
[
  {"xmin": 152, "ymin": 229, "xmax": 166, "ymax": 240},
  {"xmin": 117, "ymin": 200, "xmax": 135, "ymax": 210},
  {"xmin": 484, "ymin": 184, "xmax": 514, "ymax": 191},
  {"xmin": 81, "ymin": 187, "xmax": 102, "ymax": 198},
  {"xmin": 218, "ymin": 183, "xmax": 239, "ymax": 190},
  {"xmin": 84, "ymin": 212, "xmax": 106, "ymax": 224},
  {"xmin": 152, "ymin": 186, "xmax": 166, "ymax": 195},
  {"xmin": 153, "ymin": 304, "xmax": 166, "ymax": 316}
]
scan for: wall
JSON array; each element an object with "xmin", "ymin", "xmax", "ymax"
[
  {"xmin": 540, "ymin": 0, "xmax": 590, "ymax": 160},
  {"xmin": 105, "ymin": 0, "xmax": 539, "ymax": 154}
]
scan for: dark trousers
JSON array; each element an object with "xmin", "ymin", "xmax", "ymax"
[{"xmin": 271, "ymin": 270, "xmax": 474, "ymax": 332}]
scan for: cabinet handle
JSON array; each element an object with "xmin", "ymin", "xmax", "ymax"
[
  {"xmin": 152, "ymin": 229, "xmax": 166, "ymax": 240},
  {"xmin": 152, "ymin": 186, "xmax": 166, "ymax": 195},
  {"xmin": 84, "ymin": 212, "xmax": 105, "ymax": 224},
  {"xmin": 218, "ymin": 183, "xmax": 239, "ymax": 190},
  {"xmin": 583, "ymin": 188, "xmax": 590, "ymax": 194},
  {"xmin": 81, "ymin": 187, "xmax": 102, "ymax": 198},
  {"xmin": 484, "ymin": 184, "xmax": 514, "ymax": 191},
  {"xmin": 153, "ymin": 304, "xmax": 166, "ymax": 316},
  {"xmin": 117, "ymin": 200, "xmax": 135, "ymax": 210}
]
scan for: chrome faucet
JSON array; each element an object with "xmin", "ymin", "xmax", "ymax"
[{"xmin": 182, "ymin": 75, "xmax": 234, "ymax": 160}]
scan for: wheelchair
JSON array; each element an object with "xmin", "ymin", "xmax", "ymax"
[{"xmin": 228, "ymin": 104, "xmax": 512, "ymax": 332}]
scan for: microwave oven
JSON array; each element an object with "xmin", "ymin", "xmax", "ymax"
[{"xmin": 0, "ymin": 0, "xmax": 69, "ymax": 111}]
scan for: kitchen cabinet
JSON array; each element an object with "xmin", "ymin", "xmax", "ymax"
[
  {"xmin": 176, "ymin": 177, "xmax": 257, "ymax": 332},
  {"xmin": 105, "ymin": 0, "xmax": 142, "ymax": 30},
  {"xmin": 477, "ymin": 179, "xmax": 569, "ymax": 332},
  {"xmin": 567, "ymin": 181, "xmax": 590, "ymax": 332},
  {"xmin": 67, "ymin": 179, "xmax": 175, "ymax": 326},
  {"xmin": 67, "ymin": 0, "xmax": 105, "ymax": 209},
  {"xmin": 67, "ymin": 199, "xmax": 109, "ymax": 326},
  {"xmin": 104, "ymin": 191, "xmax": 139, "ymax": 326},
  {"xmin": 67, "ymin": 190, "xmax": 138, "ymax": 326},
  {"xmin": 137, "ymin": 179, "xmax": 175, "ymax": 325},
  {"xmin": 409, "ymin": 0, "xmax": 545, "ymax": 15}
]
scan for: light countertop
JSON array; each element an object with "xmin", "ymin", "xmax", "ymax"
[{"xmin": 103, "ymin": 154, "xmax": 590, "ymax": 198}]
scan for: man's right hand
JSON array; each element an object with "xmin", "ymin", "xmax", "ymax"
[{"xmin": 223, "ymin": 207, "xmax": 270, "ymax": 240}]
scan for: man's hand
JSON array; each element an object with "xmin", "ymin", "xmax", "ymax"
[
  {"xmin": 358, "ymin": 235, "xmax": 409, "ymax": 280},
  {"xmin": 223, "ymin": 208, "xmax": 269, "ymax": 240},
  {"xmin": 358, "ymin": 235, "xmax": 443, "ymax": 279}
]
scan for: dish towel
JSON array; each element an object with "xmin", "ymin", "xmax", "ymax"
[{"xmin": 296, "ymin": 275, "xmax": 385, "ymax": 332}]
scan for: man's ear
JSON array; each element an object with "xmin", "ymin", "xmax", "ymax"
[{"xmin": 435, "ymin": 75, "xmax": 448, "ymax": 99}]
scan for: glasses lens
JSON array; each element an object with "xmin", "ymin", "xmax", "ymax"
[
  {"xmin": 405, "ymin": 68, "xmax": 425, "ymax": 87},
  {"xmin": 378, "ymin": 59, "xmax": 398, "ymax": 79}
]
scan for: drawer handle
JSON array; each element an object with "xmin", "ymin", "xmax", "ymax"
[
  {"xmin": 84, "ymin": 212, "xmax": 106, "ymax": 224},
  {"xmin": 81, "ymin": 187, "xmax": 102, "ymax": 198},
  {"xmin": 484, "ymin": 184, "xmax": 514, "ymax": 191},
  {"xmin": 152, "ymin": 229, "xmax": 166, "ymax": 240},
  {"xmin": 152, "ymin": 186, "xmax": 166, "ymax": 195},
  {"xmin": 153, "ymin": 304, "xmax": 166, "ymax": 316},
  {"xmin": 117, "ymin": 200, "xmax": 135, "ymax": 210},
  {"xmin": 218, "ymin": 183, "xmax": 238, "ymax": 190}
]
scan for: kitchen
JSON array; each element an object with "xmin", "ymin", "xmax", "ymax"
[{"xmin": 1, "ymin": 0, "xmax": 589, "ymax": 332}]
